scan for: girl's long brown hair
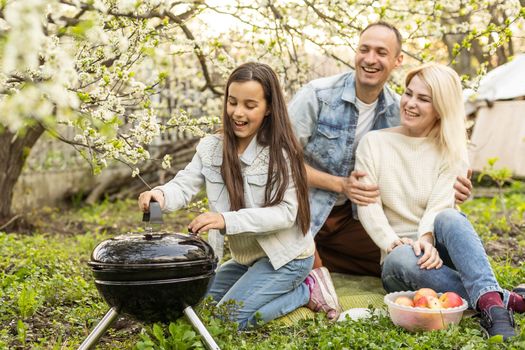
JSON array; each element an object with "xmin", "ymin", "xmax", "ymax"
[{"xmin": 221, "ymin": 62, "xmax": 310, "ymax": 234}]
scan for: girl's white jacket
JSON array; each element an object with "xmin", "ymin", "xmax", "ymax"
[{"xmin": 155, "ymin": 135, "xmax": 314, "ymax": 270}]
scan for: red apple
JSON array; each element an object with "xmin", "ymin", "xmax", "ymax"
[
  {"xmin": 395, "ymin": 296, "xmax": 414, "ymax": 307},
  {"xmin": 413, "ymin": 288, "xmax": 438, "ymax": 304},
  {"xmin": 439, "ymin": 292, "xmax": 463, "ymax": 308},
  {"xmin": 427, "ymin": 296, "xmax": 443, "ymax": 309},
  {"xmin": 414, "ymin": 295, "xmax": 429, "ymax": 308}
]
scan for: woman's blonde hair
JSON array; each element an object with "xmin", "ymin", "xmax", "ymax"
[{"xmin": 405, "ymin": 63, "xmax": 468, "ymax": 167}]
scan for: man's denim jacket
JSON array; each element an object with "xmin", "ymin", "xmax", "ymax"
[
  {"xmin": 155, "ymin": 135, "xmax": 314, "ymax": 269},
  {"xmin": 288, "ymin": 71, "xmax": 400, "ymax": 236}
]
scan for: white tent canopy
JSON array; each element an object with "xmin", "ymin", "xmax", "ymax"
[
  {"xmin": 465, "ymin": 54, "xmax": 525, "ymax": 114},
  {"xmin": 466, "ymin": 54, "xmax": 525, "ymax": 178}
]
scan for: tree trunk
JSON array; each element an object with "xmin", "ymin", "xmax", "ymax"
[{"xmin": 0, "ymin": 124, "xmax": 45, "ymax": 224}]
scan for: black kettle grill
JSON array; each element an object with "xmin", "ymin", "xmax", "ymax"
[{"xmin": 78, "ymin": 202, "xmax": 220, "ymax": 350}]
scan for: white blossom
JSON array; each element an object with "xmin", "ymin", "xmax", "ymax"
[
  {"xmin": 161, "ymin": 154, "xmax": 172, "ymax": 169},
  {"xmin": 117, "ymin": 0, "xmax": 138, "ymax": 13},
  {"xmin": 0, "ymin": 0, "xmax": 522, "ymax": 178},
  {"xmin": 2, "ymin": 0, "xmax": 47, "ymax": 73}
]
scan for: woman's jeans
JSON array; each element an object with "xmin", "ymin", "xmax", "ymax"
[
  {"xmin": 207, "ymin": 255, "xmax": 313, "ymax": 329},
  {"xmin": 381, "ymin": 209, "xmax": 509, "ymax": 309}
]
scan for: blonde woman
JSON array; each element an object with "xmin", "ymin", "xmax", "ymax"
[{"xmin": 355, "ymin": 63, "xmax": 523, "ymax": 340}]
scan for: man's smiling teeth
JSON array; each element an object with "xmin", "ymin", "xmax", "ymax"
[
  {"xmin": 363, "ymin": 67, "xmax": 380, "ymax": 73},
  {"xmin": 234, "ymin": 120, "xmax": 248, "ymax": 126}
]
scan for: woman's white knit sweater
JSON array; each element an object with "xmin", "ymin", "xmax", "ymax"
[{"xmin": 355, "ymin": 129, "xmax": 468, "ymax": 263}]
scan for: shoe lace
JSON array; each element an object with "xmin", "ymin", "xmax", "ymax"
[
  {"xmin": 480, "ymin": 309, "xmax": 492, "ymax": 329},
  {"xmin": 480, "ymin": 308, "xmax": 515, "ymax": 329}
]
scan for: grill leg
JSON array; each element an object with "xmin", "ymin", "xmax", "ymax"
[
  {"xmin": 183, "ymin": 306, "xmax": 221, "ymax": 350},
  {"xmin": 77, "ymin": 307, "xmax": 120, "ymax": 350}
]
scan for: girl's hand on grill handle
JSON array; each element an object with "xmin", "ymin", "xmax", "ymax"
[{"xmin": 138, "ymin": 190, "xmax": 165, "ymax": 212}]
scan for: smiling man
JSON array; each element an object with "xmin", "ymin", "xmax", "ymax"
[{"xmin": 288, "ymin": 22, "xmax": 472, "ymax": 278}]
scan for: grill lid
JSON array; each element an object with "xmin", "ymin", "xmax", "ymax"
[{"xmin": 90, "ymin": 232, "xmax": 216, "ymax": 265}]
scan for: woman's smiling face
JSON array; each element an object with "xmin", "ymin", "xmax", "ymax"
[{"xmin": 400, "ymin": 74, "xmax": 440, "ymax": 137}]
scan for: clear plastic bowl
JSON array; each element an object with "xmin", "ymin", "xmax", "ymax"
[{"xmin": 384, "ymin": 291, "xmax": 468, "ymax": 331}]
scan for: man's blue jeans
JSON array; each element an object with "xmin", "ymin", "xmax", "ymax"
[
  {"xmin": 207, "ymin": 255, "xmax": 313, "ymax": 329},
  {"xmin": 381, "ymin": 209, "xmax": 509, "ymax": 309}
]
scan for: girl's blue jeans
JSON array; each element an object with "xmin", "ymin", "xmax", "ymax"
[
  {"xmin": 381, "ymin": 208, "xmax": 509, "ymax": 309},
  {"xmin": 207, "ymin": 255, "xmax": 313, "ymax": 329}
]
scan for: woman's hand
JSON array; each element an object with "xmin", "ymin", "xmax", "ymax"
[
  {"xmin": 412, "ymin": 239, "xmax": 443, "ymax": 270},
  {"xmin": 387, "ymin": 235, "xmax": 443, "ymax": 270},
  {"xmin": 387, "ymin": 237, "xmax": 414, "ymax": 253},
  {"xmin": 188, "ymin": 212, "xmax": 225, "ymax": 234},
  {"xmin": 138, "ymin": 190, "xmax": 165, "ymax": 212}
]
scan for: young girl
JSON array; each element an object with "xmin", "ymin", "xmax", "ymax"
[
  {"xmin": 138, "ymin": 62, "xmax": 338, "ymax": 329},
  {"xmin": 355, "ymin": 63, "xmax": 524, "ymax": 340}
]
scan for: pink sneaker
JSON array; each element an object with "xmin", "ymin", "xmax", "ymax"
[{"xmin": 305, "ymin": 267, "xmax": 341, "ymax": 320}]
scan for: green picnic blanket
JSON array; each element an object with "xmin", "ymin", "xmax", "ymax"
[{"xmin": 275, "ymin": 273, "xmax": 386, "ymax": 325}]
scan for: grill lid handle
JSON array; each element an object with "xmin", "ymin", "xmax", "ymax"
[{"xmin": 143, "ymin": 201, "xmax": 163, "ymax": 225}]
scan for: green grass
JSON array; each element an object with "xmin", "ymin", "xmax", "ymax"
[{"xmin": 0, "ymin": 190, "xmax": 524, "ymax": 349}]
